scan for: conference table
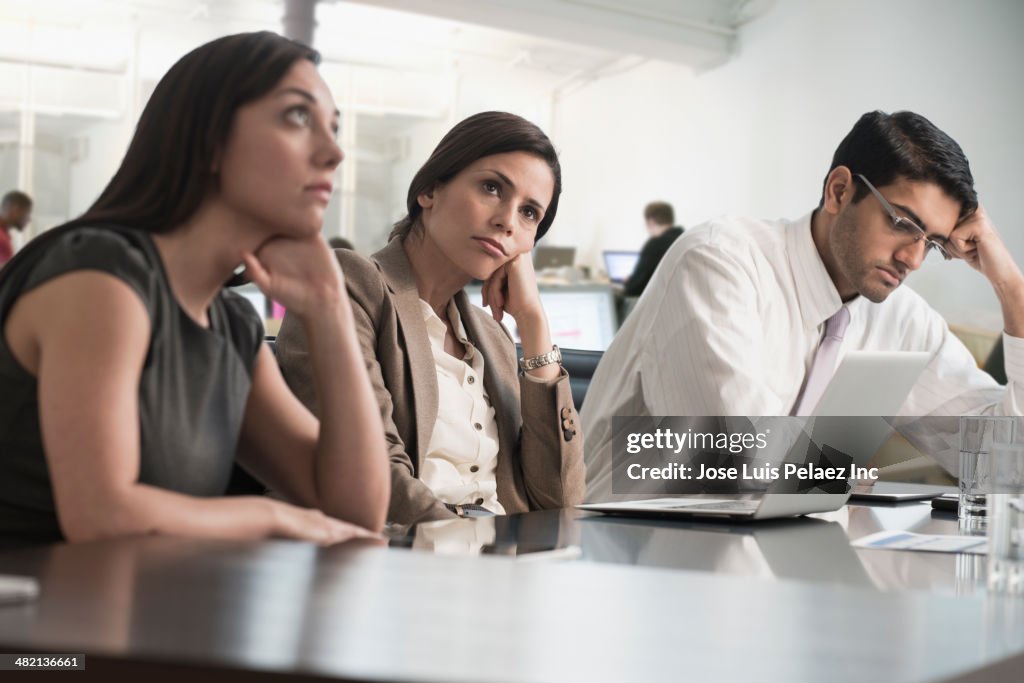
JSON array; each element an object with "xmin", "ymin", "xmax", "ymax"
[{"xmin": 0, "ymin": 490, "xmax": 1022, "ymax": 682}]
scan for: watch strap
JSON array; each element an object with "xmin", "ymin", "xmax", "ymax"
[{"xmin": 519, "ymin": 345, "xmax": 562, "ymax": 372}]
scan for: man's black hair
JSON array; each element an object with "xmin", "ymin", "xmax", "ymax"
[{"xmin": 820, "ymin": 111, "xmax": 977, "ymax": 221}]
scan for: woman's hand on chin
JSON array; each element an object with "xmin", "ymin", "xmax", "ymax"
[
  {"xmin": 482, "ymin": 252, "xmax": 544, "ymax": 326},
  {"xmin": 242, "ymin": 234, "xmax": 346, "ymax": 318}
]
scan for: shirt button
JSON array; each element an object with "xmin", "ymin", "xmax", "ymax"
[
  {"xmin": 474, "ymin": 422, "xmax": 482, "ymax": 431},
  {"xmin": 475, "ymin": 498, "xmax": 484, "ymax": 505},
  {"xmin": 470, "ymin": 465, "xmax": 479, "ymax": 473},
  {"xmin": 467, "ymin": 375, "xmax": 475, "ymax": 384}
]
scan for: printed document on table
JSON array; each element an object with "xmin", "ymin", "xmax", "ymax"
[{"xmin": 852, "ymin": 530, "xmax": 987, "ymax": 554}]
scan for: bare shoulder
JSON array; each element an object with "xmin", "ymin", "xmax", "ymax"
[{"xmin": 5, "ymin": 270, "xmax": 150, "ymax": 376}]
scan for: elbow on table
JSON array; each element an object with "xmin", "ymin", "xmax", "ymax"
[
  {"xmin": 58, "ymin": 502, "xmax": 157, "ymax": 543},
  {"xmin": 320, "ymin": 485, "xmax": 390, "ymax": 533}
]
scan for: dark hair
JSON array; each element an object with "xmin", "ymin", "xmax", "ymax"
[
  {"xmin": 644, "ymin": 201, "xmax": 674, "ymax": 226},
  {"xmin": 390, "ymin": 111, "xmax": 562, "ymax": 243},
  {"xmin": 820, "ymin": 110, "xmax": 977, "ymax": 220},
  {"xmin": 328, "ymin": 236, "xmax": 354, "ymax": 250},
  {"xmin": 1, "ymin": 191, "xmax": 32, "ymax": 210},
  {"xmin": 65, "ymin": 31, "xmax": 319, "ymax": 234}
]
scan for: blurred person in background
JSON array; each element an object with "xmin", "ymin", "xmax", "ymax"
[
  {"xmin": 0, "ymin": 191, "xmax": 33, "ymax": 269},
  {"xmin": 623, "ymin": 200, "xmax": 683, "ymax": 297}
]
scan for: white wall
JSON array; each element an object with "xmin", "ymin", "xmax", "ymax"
[
  {"xmin": 553, "ymin": 0, "xmax": 1024, "ymax": 328},
  {"xmin": 67, "ymin": 120, "xmax": 132, "ymax": 219},
  {"xmin": 554, "ymin": 60, "xmax": 701, "ymax": 259},
  {"xmin": 384, "ymin": 117, "xmax": 449, "ymax": 245},
  {"xmin": 352, "ymin": 157, "xmax": 395, "ymax": 251}
]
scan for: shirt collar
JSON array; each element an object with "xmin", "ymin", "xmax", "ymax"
[
  {"xmin": 786, "ymin": 211, "xmax": 851, "ymax": 328},
  {"xmin": 420, "ymin": 300, "xmax": 446, "ymax": 349},
  {"xmin": 420, "ymin": 298, "xmax": 473, "ymax": 352}
]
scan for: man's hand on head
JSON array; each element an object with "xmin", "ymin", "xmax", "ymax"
[
  {"xmin": 949, "ymin": 206, "xmax": 1024, "ymax": 289},
  {"xmin": 950, "ymin": 205, "xmax": 1024, "ymax": 337}
]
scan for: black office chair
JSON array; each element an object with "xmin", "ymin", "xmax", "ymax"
[
  {"xmin": 561, "ymin": 348, "xmax": 604, "ymax": 409},
  {"xmin": 516, "ymin": 345, "xmax": 604, "ymax": 409}
]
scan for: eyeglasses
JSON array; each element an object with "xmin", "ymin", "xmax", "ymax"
[{"xmin": 854, "ymin": 173, "xmax": 951, "ymax": 262}]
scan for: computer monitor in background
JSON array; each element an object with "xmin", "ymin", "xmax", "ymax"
[
  {"xmin": 463, "ymin": 284, "xmax": 618, "ymax": 351},
  {"xmin": 603, "ymin": 251, "xmax": 640, "ymax": 284},
  {"xmin": 234, "ymin": 283, "xmax": 268, "ymax": 333},
  {"xmin": 533, "ymin": 246, "xmax": 576, "ymax": 270}
]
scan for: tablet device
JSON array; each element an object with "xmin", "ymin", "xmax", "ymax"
[
  {"xmin": 850, "ymin": 481, "xmax": 951, "ymax": 502},
  {"xmin": 931, "ymin": 493, "xmax": 959, "ymax": 512}
]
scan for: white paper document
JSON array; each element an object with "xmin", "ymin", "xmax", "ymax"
[{"xmin": 852, "ymin": 530, "xmax": 988, "ymax": 555}]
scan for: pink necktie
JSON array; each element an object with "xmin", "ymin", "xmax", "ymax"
[{"xmin": 792, "ymin": 306, "xmax": 850, "ymax": 416}]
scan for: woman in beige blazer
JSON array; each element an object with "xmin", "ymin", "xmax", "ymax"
[{"xmin": 278, "ymin": 112, "xmax": 585, "ymax": 524}]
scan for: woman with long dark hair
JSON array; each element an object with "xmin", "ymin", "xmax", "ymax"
[
  {"xmin": 0, "ymin": 32, "xmax": 389, "ymax": 543},
  {"xmin": 278, "ymin": 111, "xmax": 585, "ymax": 524}
]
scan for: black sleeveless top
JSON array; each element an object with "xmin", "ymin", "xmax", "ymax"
[{"xmin": 0, "ymin": 227, "xmax": 263, "ymax": 543}]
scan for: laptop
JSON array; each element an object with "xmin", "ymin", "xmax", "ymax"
[
  {"xmin": 533, "ymin": 246, "xmax": 575, "ymax": 270},
  {"xmin": 577, "ymin": 351, "xmax": 931, "ymax": 521},
  {"xmin": 603, "ymin": 250, "xmax": 640, "ymax": 284}
]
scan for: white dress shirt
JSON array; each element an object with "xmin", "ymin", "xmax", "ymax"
[
  {"xmin": 582, "ymin": 212, "xmax": 1024, "ymax": 501},
  {"xmin": 419, "ymin": 299, "xmax": 506, "ymax": 514}
]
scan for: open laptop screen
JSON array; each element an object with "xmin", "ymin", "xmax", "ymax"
[{"xmin": 604, "ymin": 251, "xmax": 640, "ymax": 284}]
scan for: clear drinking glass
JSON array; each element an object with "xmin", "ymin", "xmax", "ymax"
[
  {"xmin": 959, "ymin": 416, "xmax": 1017, "ymax": 531},
  {"xmin": 987, "ymin": 441, "xmax": 1024, "ymax": 595}
]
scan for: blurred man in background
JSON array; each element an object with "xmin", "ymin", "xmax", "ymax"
[
  {"xmin": 623, "ymin": 201, "xmax": 683, "ymax": 296},
  {"xmin": 0, "ymin": 191, "xmax": 33, "ymax": 269}
]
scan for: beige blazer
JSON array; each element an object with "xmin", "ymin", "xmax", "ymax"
[{"xmin": 276, "ymin": 239, "xmax": 585, "ymax": 524}]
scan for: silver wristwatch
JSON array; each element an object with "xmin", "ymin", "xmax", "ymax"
[{"xmin": 519, "ymin": 345, "xmax": 562, "ymax": 372}]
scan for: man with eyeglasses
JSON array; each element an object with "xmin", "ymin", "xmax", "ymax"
[{"xmin": 582, "ymin": 110, "xmax": 1023, "ymax": 501}]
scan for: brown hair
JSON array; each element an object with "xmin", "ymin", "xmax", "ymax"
[
  {"xmin": 391, "ymin": 111, "xmax": 561, "ymax": 243},
  {"xmin": 644, "ymin": 201, "xmax": 674, "ymax": 226},
  {"xmin": 1, "ymin": 191, "xmax": 32, "ymax": 210}
]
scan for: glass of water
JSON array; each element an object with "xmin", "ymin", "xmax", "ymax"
[
  {"xmin": 987, "ymin": 441, "xmax": 1024, "ymax": 594},
  {"xmin": 959, "ymin": 416, "xmax": 1017, "ymax": 531}
]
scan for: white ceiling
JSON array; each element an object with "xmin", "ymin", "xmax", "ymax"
[
  {"xmin": 1, "ymin": 0, "xmax": 771, "ymax": 74},
  {"xmin": 0, "ymin": 0, "xmax": 775, "ymax": 137},
  {"xmin": 316, "ymin": 1, "xmax": 622, "ymax": 77},
  {"xmin": 341, "ymin": 0, "xmax": 773, "ymax": 69}
]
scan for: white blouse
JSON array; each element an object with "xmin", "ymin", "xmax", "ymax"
[{"xmin": 419, "ymin": 299, "xmax": 505, "ymax": 514}]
